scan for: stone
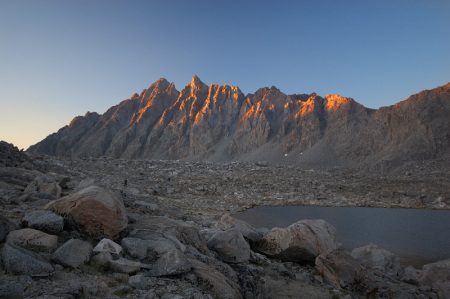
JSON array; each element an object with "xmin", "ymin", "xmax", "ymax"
[
  {"xmin": 2, "ymin": 243, "xmax": 54, "ymax": 276},
  {"xmin": 420, "ymin": 259, "xmax": 450, "ymax": 298},
  {"xmin": 133, "ymin": 200, "xmax": 159, "ymax": 212},
  {"xmin": 6, "ymin": 228, "xmax": 58, "ymax": 250},
  {"xmin": 255, "ymin": 219, "xmax": 337, "ymax": 263},
  {"xmin": 207, "ymin": 228, "xmax": 250, "ymax": 263},
  {"xmin": 351, "ymin": 243, "xmax": 403, "ymax": 277},
  {"xmin": 150, "ymin": 250, "xmax": 191, "ymax": 277},
  {"xmin": 401, "ymin": 265, "xmax": 423, "ymax": 285},
  {"xmin": 108, "ymin": 258, "xmax": 141, "ymax": 274},
  {"xmin": 90, "ymin": 252, "xmax": 113, "ymax": 269},
  {"xmin": 24, "ymin": 174, "xmax": 61, "ymax": 199},
  {"xmin": 129, "ymin": 274, "xmax": 149, "ymax": 289},
  {"xmin": 189, "ymin": 258, "xmax": 242, "ymax": 299},
  {"xmin": 45, "ymin": 185, "xmax": 127, "ymax": 239},
  {"xmin": 315, "ymin": 248, "xmax": 370, "ymax": 293},
  {"xmin": 51, "ymin": 239, "xmax": 93, "ymax": 268},
  {"xmin": 22, "ymin": 210, "xmax": 64, "ymax": 234},
  {"xmin": 0, "ymin": 282, "xmax": 26, "ymax": 297},
  {"xmin": 0, "ymin": 213, "xmax": 13, "ymax": 242},
  {"xmin": 121, "ymin": 237, "xmax": 149, "ymax": 260},
  {"xmin": 214, "ymin": 214, "xmax": 263, "ymax": 244},
  {"xmin": 93, "ymin": 238, "xmax": 123, "ymax": 256}
]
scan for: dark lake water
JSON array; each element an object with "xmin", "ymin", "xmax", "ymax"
[{"xmin": 233, "ymin": 206, "xmax": 450, "ymax": 268}]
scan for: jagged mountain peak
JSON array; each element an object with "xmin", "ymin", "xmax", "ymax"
[{"xmin": 27, "ymin": 79, "xmax": 450, "ymax": 171}]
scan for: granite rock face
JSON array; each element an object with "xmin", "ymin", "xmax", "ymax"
[
  {"xmin": 2, "ymin": 243, "xmax": 54, "ymax": 276},
  {"xmin": 27, "ymin": 77, "xmax": 450, "ymax": 172}
]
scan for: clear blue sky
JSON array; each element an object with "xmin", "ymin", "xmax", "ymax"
[{"xmin": 1, "ymin": 0, "xmax": 449, "ymax": 150}]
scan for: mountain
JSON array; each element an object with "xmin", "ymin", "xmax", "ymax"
[{"xmin": 28, "ymin": 76, "xmax": 450, "ymax": 171}]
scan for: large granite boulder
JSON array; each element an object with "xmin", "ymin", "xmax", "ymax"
[
  {"xmin": 6, "ymin": 228, "xmax": 58, "ymax": 250},
  {"xmin": 51, "ymin": 239, "xmax": 93, "ymax": 268},
  {"xmin": 207, "ymin": 228, "xmax": 251, "ymax": 263},
  {"xmin": 420, "ymin": 259, "xmax": 450, "ymax": 298},
  {"xmin": 2, "ymin": 243, "xmax": 54, "ymax": 276},
  {"xmin": 22, "ymin": 210, "xmax": 64, "ymax": 234},
  {"xmin": 255, "ymin": 219, "xmax": 337, "ymax": 263},
  {"xmin": 45, "ymin": 185, "xmax": 127, "ymax": 239},
  {"xmin": 351, "ymin": 243, "xmax": 404, "ymax": 277}
]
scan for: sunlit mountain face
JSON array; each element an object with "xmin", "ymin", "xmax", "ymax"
[{"xmin": 28, "ymin": 77, "xmax": 450, "ymax": 171}]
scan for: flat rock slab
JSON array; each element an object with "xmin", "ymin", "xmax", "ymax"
[
  {"xmin": 2, "ymin": 243, "xmax": 54, "ymax": 276},
  {"xmin": 6, "ymin": 228, "xmax": 58, "ymax": 250}
]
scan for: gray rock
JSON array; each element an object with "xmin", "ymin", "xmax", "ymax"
[
  {"xmin": 420, "ymin": 258, "xmax": 450, "ymax": 298},
  {"xmin": 315, "ymin": 248, "xmax": 371, "ymax": 292},
  {"xmin": 0, "ymin": 213, "xmax": 13, "ymax": 242},
  {"xmin": 401, "ymin": 265, "xmax": 423, "ymax": 285},
  {"xmin": 2, "ymin": 243, "xmax": 54, "ymax": 276},
  {"xmin": 24, "ymin": 174, "xmax": 61, "ymax": 199},
  {"xmin": 108, "ymin": 258, "xmax": 141, "ymax": 274},
  {"xmin": 51, "ymin": 239, "xmax": 93, "ymax": 268},
  {"xmin": 189, "ymin": 258, "xmax": 243, "ymax": 299},
  {"xmin": 207, "ymin": 228, "xmax": 250, "ymax": 263},
  {"xmin": 150, "ymin": 249, "xmax": 191, "ymax": 277},
  {"xmin": 214, "ymin": 214, "xmax": 263, "ymax": 244},
  {"xmin": 6, "ymin": 228, "xmax": 58, "ymax": 250},
  {"xmin": 121, "ymin": 237, "xmax": 149, "ymax": 260},
  {"xmin": 93, "ymin": 238, "xmax": 123, "ymax": 256},
  {"xmin": 90, "ymin": 252, "xmax": 113, "ymax": 269},
  {"xmin": 133, "ymin": 200, "xmax": 159, "ymax": 212},
  {"xmin": 255, "ymin": 219, "xmax": 337, "ymax": 264},
  {"xmin": 128, "ymin": 274, "xmax": 149, "ymax": 289},
  {"xmin": 22, "ymin": 210, "xmax": 64, "ymax": 234},
  {"xmin": 351, "ymin": 243, "xmax": 404, "ymax": 277},
  {"xmin": 0, "ymin": 281, "xmax": 26, "ymax": 297}
]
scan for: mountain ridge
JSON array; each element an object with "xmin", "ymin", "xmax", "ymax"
[{"xmin": 28, "ymin": 76, "xmax": 450, "ymax": 172}]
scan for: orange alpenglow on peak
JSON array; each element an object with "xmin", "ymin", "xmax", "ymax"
[{"xmin": 191, "ymin": 75, "xmax": 204, "ymax": 86}]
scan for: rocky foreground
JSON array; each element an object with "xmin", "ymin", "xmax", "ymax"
[{"xmin": 1, "ymin": 141, "xmax": 449, "ymax": 298}]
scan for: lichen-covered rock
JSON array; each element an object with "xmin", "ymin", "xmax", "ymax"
[
  {"xmin": 45, "ymin": 185, "xmax": 127, "ymax": 239},
  {"xmin": 2, "ymin": 243, "xmax": 54, "ymax": 276},
  {"xmin": 255, "ymin": 219, "xmax": 337, "ymax": 263},
  {"xmin": 22, "ymin": 210, "xmax": 64, "ymax": 234},
  {"xmin": 207, "ymin": 228, "xmax": 250, "ymax": 263},
  {"xmin": 6, "ymin": 228, "xmax": 58, "ymax": 250},
  {"xmin": 51, "ymin": 239, "xmax": 93, "ymax": 268}
]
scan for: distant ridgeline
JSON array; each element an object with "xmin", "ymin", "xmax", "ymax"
[{"xmin": 28, "ymin": 76, "xmax": 450, "ymax": 171}]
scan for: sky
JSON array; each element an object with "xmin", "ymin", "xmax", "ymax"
[{"xmin": 1, "ymin": 0, "xmax": 449, "ymax": 150}]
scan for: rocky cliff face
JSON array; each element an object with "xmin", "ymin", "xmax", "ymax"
[{"xmin": 28, "ymin": 76, "xmax": 450, "ymax": 170}]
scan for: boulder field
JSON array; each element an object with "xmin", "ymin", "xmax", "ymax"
[{"xmin": 1, "ymin": 141, "xmax": 449, "ymax": 298}]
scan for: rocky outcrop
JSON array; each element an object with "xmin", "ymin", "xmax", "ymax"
[
  {"xmin": 254, "ymin": 219, "xmax": 337, "ymax": 264},
  {"xmin": 27, "ymin": 78, "xmax": 450, "ymax": 172},
  {"xmin": 44, "ymin": 185, "xmax": 127, "ymax": 239}
]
